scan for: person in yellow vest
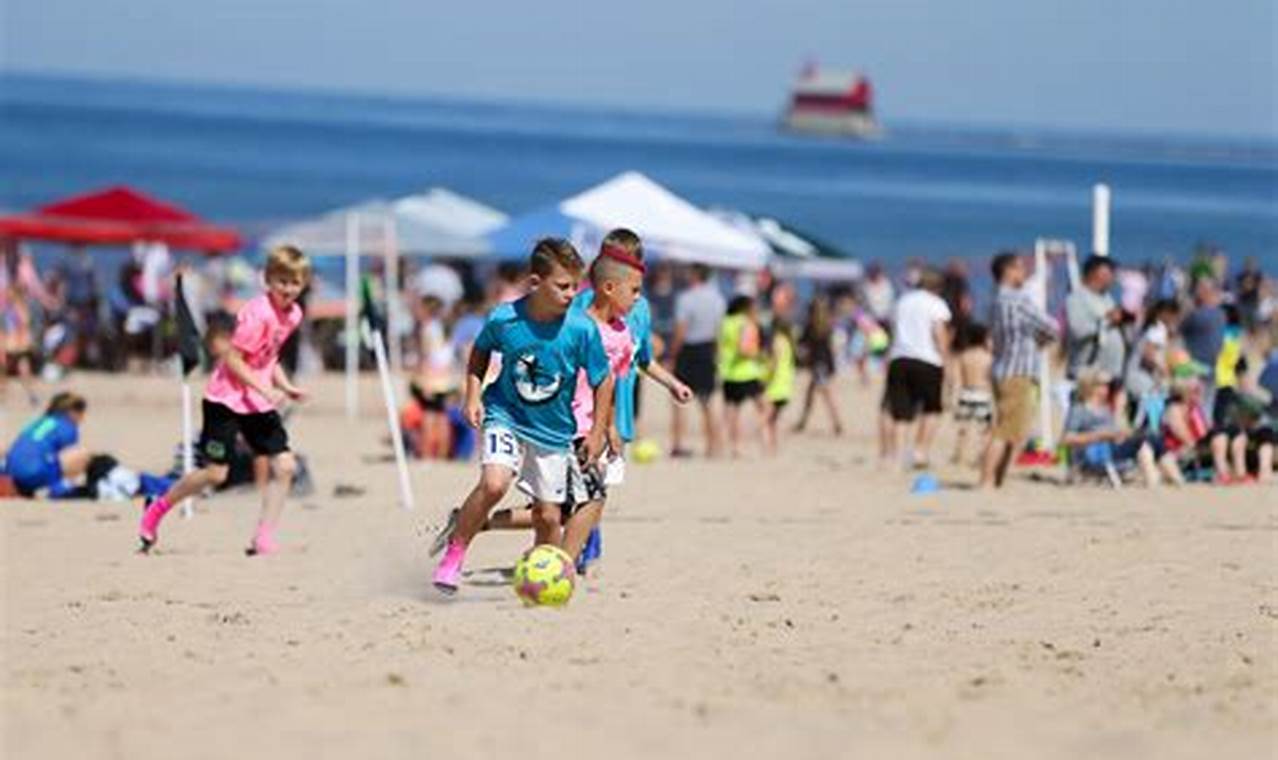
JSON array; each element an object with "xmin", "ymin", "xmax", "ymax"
[
  {"xmin": 764, "ymin": 314, "xmax": 797, "ymax": 452},
  {"xmin": 719, "ymin": 295, "xmax": 773, "ymax": 456}
]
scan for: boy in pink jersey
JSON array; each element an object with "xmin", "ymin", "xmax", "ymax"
[{"xmin": 139, "ymin": 246, "xmax": 311, "ymax": 556}]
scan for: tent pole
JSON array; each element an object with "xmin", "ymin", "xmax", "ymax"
[
  {"xmin": 1033, "ymin": 238, "xmax": 1054, "ymax": 452},
  {"xmin": 345, "ymin": 212, "xmax": 359, "ymax": 421},
  {"xmin": 1092, "ymin": 183, "xmax": 1110, "ymax": 257},
  {"xmin": 383, "ymin": 212, "xmax": 402, "ymax": 376}
]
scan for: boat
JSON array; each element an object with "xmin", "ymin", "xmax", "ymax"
[{"xmin": 782, "ymin": 63, "xmax": 882, "ymax": 139}]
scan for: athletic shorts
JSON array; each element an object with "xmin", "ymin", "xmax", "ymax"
[
  {"xmin": 199, "ymin": 400, "xmax": 289, "ymax": 465},
  {"xmin": 884, "ymin": 357, "xmax": 944, "ymax": 422},
  {"xmin": 509, "ymin": 438, "xmax": 625, "ymax": 517},
  {"xmin": 675, "ymin": 342, "xmax": 717, "ymax": 400},
  {"xmin": 723, "ymin": 379, "xmax": 763, "ymax": 406},
  {"xmin": 482, "ymin": 424, "xmax": 571, "ymax": 504},
  {"xmin": 8, "ymin": 456, "xmax": 63, "ymax": 496},
  {"xmin": 992, "ymin": 377, "xmax": 1037, "ymax": 443},
  {"xmin": 954, "ymin": 387, "xmax": 994, "ymax": 425}
]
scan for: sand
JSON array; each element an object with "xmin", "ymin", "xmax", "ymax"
[{"xmin": 2, "ymin": 372, "xmax": 1275, "ymax": 759}]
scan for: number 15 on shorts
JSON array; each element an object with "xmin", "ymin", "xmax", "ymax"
[{"xmin": 484, "ymin": 427, "xmax": 521, "ymax": 470}]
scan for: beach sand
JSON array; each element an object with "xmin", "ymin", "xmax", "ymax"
[{"xmin": 2, "ymin": 372, "xmax": 1275, "ymax": 759}]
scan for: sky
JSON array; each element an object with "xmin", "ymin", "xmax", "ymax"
[{"xmin": 2, "ymin": 0, "xmax": 1275, "ymax": 139}]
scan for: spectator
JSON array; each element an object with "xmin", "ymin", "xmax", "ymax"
[
  {"xmin": 792, "ymin": 295, "xmax": 844, "ymax": 436},
  {"xmin": 1180, "ymin": 276, "xmax": 1227, "ymax": 414},
  {"xmin": 1124, "ymin": 298, "xmax": 1180, "ymax": 406},
  {"xmin": 669, "ymin": 264, "xmax": 726, "ymax": 458},
  {"xmin": 861, "ymin": 263, "xmax": 895, "ymax": 330},
  {"xmin": 1061, "ymin": 370, "xmax": 1175, "ymax": 487},
  {"xmin": 980, "ymin": 252, "xmax": 1059, "ymax": 488},
  {"xmin": 1066, "ymin": 255, "xmax": 1126, "ymax": 381},
  {"xmin": 882, "ymin": 268, "xmax": 951, "ymax": 469}
]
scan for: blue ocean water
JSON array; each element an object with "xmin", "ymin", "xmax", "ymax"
[{"xmin": 2, "ymin": 73, "xmax": 1276, "ymax": 273}]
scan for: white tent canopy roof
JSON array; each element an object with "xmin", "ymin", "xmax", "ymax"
[
  {"xmin": 264, "ymin": 195, "xmax": 494, "ymax": 258},
  {"xmin": 393, "ymin": 187, "xmax": 508, "ymax": 238},
  {"xmin": 559, "ymin": 172, "xmax": 771, "ymax": 270}
]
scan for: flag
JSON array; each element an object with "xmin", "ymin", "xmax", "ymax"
[
  {"xmin": 359, "ymin": 274, "xmax": 386, "ymax": 342},
  {"xmin": 174, "ymin": 273, "xmax": 202, "ymax": 376}
]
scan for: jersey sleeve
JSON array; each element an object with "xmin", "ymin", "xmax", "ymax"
[
  {"xmin": 633, "ymin": 301, "xmax": 653, "ymax": 368},
  {"xmin": 580, "ymin": 321, "xmax": 610, "ymax": 388},
  {"xmin": 472, "ymin": 309, "xmax": 504, "ymax": 353}
]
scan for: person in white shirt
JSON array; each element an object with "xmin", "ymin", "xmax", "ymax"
[{"xmin": 881, "ymin": 269, "xmax": 952, "ymax": 468}]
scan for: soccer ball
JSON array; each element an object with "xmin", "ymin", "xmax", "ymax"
[{"xmin": 512, "ymin": 544, "xmax": 576, "ymax": 607}]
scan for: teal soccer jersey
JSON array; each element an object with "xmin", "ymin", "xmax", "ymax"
[{"xmin": 475, "ymin": 298, "xmax": 610, "ymax": 450}]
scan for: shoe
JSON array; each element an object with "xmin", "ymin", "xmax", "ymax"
[
  {"xmin": 432, "ymin": 541, "xmax": 465, "ymax": 595},
  {"xmin": 138, "ymin": 496, "xmax": 173, "ymax": 553},
  {"xmin": 670, "ymin": 448, "xmax": 694, "ymax": 459},
  {"xmin": 577, "ymin": 526, "xmax": 602, "ymax": 576},
  {"xmin": 245, "ymin": 525, "xmax": 279, "ymax": 557},
  {"xmin": 428, "ymin": 508, "xmax": 459, "ymax": 558}
]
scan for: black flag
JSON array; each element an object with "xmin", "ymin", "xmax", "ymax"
[
  {"xmin": 174, "ymin": 273, "xmax": 203, "ymax": 376},
  {"xmin": 359, "ymin": 274, "xmax": 386, "ymax": 342}
]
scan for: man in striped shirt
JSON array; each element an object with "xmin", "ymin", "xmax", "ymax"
[{"xmin": 980, "ymin": 252, "xmax": 1059, "ymax": 488}]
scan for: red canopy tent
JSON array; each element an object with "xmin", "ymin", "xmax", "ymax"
[{"xmin": 0, "ymin": 186, "xmax": 241, "ymax": 251}]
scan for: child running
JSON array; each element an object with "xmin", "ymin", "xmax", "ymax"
[
  {"xmin": 138, "ymin": 245, "xmax": 311, "ymax": 555},
  {"xmin": 432, "ymin": 238, "xmax": 613, "ymax": 595},
  {"xmin": 430, "ymin": 230, "xmax": 693, "ymax": 575}
]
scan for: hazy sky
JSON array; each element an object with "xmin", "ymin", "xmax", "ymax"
[{"xmin": 3, "ymin": 0, "xmax": 1275, "ymax": 138}]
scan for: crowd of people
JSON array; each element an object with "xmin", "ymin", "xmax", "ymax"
[{"xmin": 3, "ymin": 231, "xmax": 1277, "ymax": 519}]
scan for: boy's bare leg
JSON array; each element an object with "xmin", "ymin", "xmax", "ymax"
[
  {"xmin": 756, "ymin": 397, "xmax": 776, "ymax": 455},
  {"xmin": 530, "ymin": 500, "xmax": 562, "ymax": 547},
  {"xmin": 139, "ymin": 463, "xmax": 231, "ymax": 550},
  {"xmin": 671, "ymin": 400, "xmax": 686, "ymax": 453},
  {"xmin": 793, "ymin": 380, "xmax": 815, "ymax": 432},
  {"xmin": 454, "ymin": 466, "xmax": 515, "ymax": 548},
  {"xmin": 561, "ymin": 501, "xmax": 603, "ymax": 561},
  {"xmin": 258, "ymin": 452, "xmax": 296, "ymax": 528},
  {"xmin": 485, "ymin": 507, "xmax": 535, "ymax": 531},
  {"xmin": 253, "ymin": 455, "xmax": 270, "ymax": 493},
  {"xmin": 1257, "ymin": 444, "xmax": 1274, "ymax": 484},
  {"xmin": 915, "ymin": 413, "xmax": 940, "ymax": 467},
  {"xmin": 951, "ymin": 422, "xmax": 968, "ymax": 464}
]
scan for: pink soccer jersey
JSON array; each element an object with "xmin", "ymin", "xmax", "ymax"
[
  {"xmin": 204, "ymin": 294, "xmax": 303, "ymax": 414},
  {"xmin": 572, "ymin": 315, "xmax": 634, "ymax": 437}
]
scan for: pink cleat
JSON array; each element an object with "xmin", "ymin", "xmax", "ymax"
[
  {"xmin": 432, "ymin": 541, "xmax": 465, "ymax": 595},
  {"xmin": 138, "ymin": 497, "xmax": 174, "ymax": 552},
  {"xmin": 245, "ymin": 524, "xmax": 279, "ymax": 557}
]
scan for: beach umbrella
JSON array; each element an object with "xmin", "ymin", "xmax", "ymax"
[{"xmin": 710, "ymin": 208, "xmax": 863, "ymax": 282}]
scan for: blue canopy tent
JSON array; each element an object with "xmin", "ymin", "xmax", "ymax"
[{"xmin": 485, "ymin": 206, "xmax": 592, "ymax": 261}]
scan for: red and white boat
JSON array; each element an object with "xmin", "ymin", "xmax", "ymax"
[{"xmin": 782, "ymin": 63, "xmax": 881, "ymax": 138}]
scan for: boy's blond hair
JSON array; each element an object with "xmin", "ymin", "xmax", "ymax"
[
  {"xmin": 529, "ymin": 238, "xmax": 584, "ymax": 278},
  {"xmin": 265, "ymin": 245, "xmax": 312, "ymax": 283}
]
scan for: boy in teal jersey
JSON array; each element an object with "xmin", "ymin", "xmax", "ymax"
[{"xmin": 432, "ymin": 239, "xmax": 612, "ymax": 595}]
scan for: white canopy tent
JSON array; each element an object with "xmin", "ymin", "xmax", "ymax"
[
  {"xmin": 263, "ymin": 191, "xmax": 508, "ymax": 419},
  {"xmin": 394, "ymin": 187, "xmax": 508, "ymax": 240},
  {"xmin": 559, "ymin": 172, "xmax": 771, "ymax": 270}
]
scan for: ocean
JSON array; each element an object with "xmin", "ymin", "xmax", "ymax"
[{"xmin": 2, "ymin": 73, "xmax": 1276, "ymax": 275}]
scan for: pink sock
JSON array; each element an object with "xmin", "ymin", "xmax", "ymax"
[
  {"xmin": 139, "ymin": 496, "xmax": 175, "ymax": 544},
  {"xmin": 250, "ymin": 523, "xmax": 279, "ymax": 555}
]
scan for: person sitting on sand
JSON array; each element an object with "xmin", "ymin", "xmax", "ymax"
[
  {"xmin": 3, "ymin": 392, "xmax": 93, "ymax": 497},
  {"xmin": 1062, "ymin": 370, "xmax": 1178, "ymax": 487},
  {"xmin": 1160, "ymin": 369, "xmax": 1229, "ymax": 484}
]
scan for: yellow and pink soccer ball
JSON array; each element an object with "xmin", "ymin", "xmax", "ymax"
[{"xmin": 512, "ymin": 544, "xmax": 576, "ymax": 607}]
